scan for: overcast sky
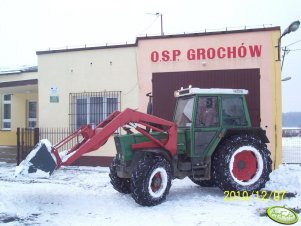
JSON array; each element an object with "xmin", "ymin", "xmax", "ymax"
[{"xmin": 0, "ymin": 0, "xmax": 300, "ymax": 112}]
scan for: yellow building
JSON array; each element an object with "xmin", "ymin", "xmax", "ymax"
[{"xmin": 0, "ymin": 67, "xmax": 38, "ymax": 145}]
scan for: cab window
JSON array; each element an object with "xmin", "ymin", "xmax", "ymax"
[
  {"xmin": 174, "ymin": 97, "xmax": 194, "ymax": 127},
  {"xmin": 195, "ymin": 97, "xmax": 219, "ymax": 127},
  {"xmin": 222, "ymin": 96, "xmax": 247, "ymax": 126}
]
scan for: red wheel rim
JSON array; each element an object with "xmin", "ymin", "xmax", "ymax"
[
  {"xmin": 151, "ymin": 172, "xmax": 162, "ymax": 192},
  {"xmin": 232, "ymin": 150, "xmax": 257, "ymax": 181}
]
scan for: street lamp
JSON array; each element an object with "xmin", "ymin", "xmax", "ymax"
[
  {"xmin": 278, "ymin": 20, "xmax": 300, "ymax": 62},
  {"xmin": 282, "ymin": 20, "xmax": 300, "ymax": 37}
]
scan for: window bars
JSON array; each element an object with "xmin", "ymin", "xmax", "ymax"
[{"xmin": 69, "ymin": 91, "xmax": 121, "ymax": 130}]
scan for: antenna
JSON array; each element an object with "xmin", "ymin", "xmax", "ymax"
[{"xmin": 146, "ymin": 12, "xmax": 164, "ymax": 36}]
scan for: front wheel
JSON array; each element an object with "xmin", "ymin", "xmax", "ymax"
[
  {"xmin": 131, "ymin": 155, "xmax": 172, "ymax": 206},
  {"xmin": 213, "ymin": 135, "xmax": 272, "ymax": 192},
  {"xmin": 109, "ymin": 157, "xmax": 131, "ymax": 194}
]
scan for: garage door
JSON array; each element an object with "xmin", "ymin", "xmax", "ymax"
[{"xmin": 152, "ymin": 69, "xmax": 260, "ymax": 127}]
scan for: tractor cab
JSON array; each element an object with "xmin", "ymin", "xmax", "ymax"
[{"xmin": 173, "ymin": 87, "xmax": 251, "ymax": 160}]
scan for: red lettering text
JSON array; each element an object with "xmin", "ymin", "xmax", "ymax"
[
  {"xmin": 151, "ymin": 51, "xmax": 159, "ymax": 62},
  {"xmin": 162, "ymin": 50, "xmax": 170, "ymax": 61},
  {"xmin": 172, "ymin": 50, "xmax": 181, "ymax": 61},
  {"xmin": 217, "ymin": 47, "xmax": 226, "ymax": 58},
  {"xmin": 207, "ymin": 48, "xmax": 216, "ymax": 59},
  {"xmin": 197, "ymin": 48, "xmax": 206, "ymax": 60},
  {"xmin": 249, "ymin": 45, "xmax": 262, "ymax": 57},
  {"xmin": 227, "ymin": 47, "xmax": 237, "ymax": 58},
  {"xmin": 187, "ymin": 49, "xmax": 196, "ymax": 60}
]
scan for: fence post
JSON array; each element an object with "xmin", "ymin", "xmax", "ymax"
[
  {"xmin": 16, "ymin": 128, "xmax": 20, "ymax": 165},
  {"xmin": 34, "ymin": 128, "xmax": 40, "ymax": 145}
]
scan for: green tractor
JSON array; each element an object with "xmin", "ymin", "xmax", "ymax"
[
  {"xmin": 110, "ymin": 87, "xmax": 272, "ymax": 206},
  {"xmin": 17, "ymin": 87, "xmax": 272, "ymax": 207}
]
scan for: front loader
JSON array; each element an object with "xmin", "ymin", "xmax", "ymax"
[{"xmin": 17, "ymin": 87, "xmax": 272, "ymax": 206}]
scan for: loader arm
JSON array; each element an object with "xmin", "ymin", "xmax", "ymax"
[{"xmin": 53, "ymin": 108, "xmax": 177, "ymax": 168}]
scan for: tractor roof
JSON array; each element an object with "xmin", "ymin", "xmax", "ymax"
[{"xmin": 174, "ymin": 87, "xmax": 248, "ymax": 97}]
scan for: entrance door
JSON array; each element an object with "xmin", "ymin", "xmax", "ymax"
[{"xmin": 152, "ymin": 69, "xmax": 260, "ymax": 127}]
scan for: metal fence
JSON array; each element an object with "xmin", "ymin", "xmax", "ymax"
[
  {"xmin": 39, "ymin": 127, "xmax": 78, "ymax": 151},
  {"xmin": 282, "ymin": 133, "xmax": 301, "ymax": 164},
  {"xmin": 16, "ymin": 128, "xmax": 39, "ymax": 165},
  {"xmin": 16, "ymin": 127, "xmax": 77, "ymax": 164}
]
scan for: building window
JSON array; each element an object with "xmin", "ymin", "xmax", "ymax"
[
  {"xmin": 69, "ymin": 91, "xmax": 121, "ymax": 130},
  {"xmin": 2, "ymin": 94, "xmax": 11, "ymax": 130},
  {"xmin": 27, "ymin": 101, "xmax": 37, "ymax": 128}
]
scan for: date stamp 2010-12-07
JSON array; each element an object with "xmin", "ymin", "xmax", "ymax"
[{"xmin": 224, "ymin": 190, "xmax": 287, "ymax": 202}]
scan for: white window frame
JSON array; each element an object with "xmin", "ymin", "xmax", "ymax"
[
  {"xmin": 2, "ymin": 94, "xmax": 11, "ymax": 130},
  {"xmin": 27, "ymin": 101, "xmax": 37, "ymax": 128}
]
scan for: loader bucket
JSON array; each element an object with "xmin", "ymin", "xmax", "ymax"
[{"xmin": 15, "ymin": 139, "xmax": 57, "ymax": 178}]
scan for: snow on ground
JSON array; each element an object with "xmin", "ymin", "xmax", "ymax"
[{"xmin": 0, "ymin": 162, "xmax": 300, "ymax": 226}]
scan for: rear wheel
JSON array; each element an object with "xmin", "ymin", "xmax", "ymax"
[
  {"xmin": 213, "ymin": 135, "xmax": 272, "ymax": 192},
  {"xmin": 131, "ymin": 155, "xmax": 172, "ymax": 206},
  {"xmin": 109, "ymin": 157, "xmax": 131, "ymax": 194}
]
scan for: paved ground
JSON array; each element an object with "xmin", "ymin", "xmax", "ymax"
[{"xmin": 0, "ymin": 146, "xmax": 17, "ymax": 164}]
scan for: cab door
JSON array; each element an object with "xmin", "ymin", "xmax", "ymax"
[{"xmin": 192, "ymin": 96, "xmax": 221, "ymax": 160}]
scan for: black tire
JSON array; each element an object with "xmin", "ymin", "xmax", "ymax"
[
  {"xmin": 189, "ymin": 176, "xmax": 215, "ymax": 187},
  {"xmin": 131, "ymin": 155, "xmax": 172, "ymax": 206},
  {"xmin": 109, "ymin": 157, "xmax": 131, "ymax": 194},
  {"xmin": 213, "ymin": 134, "xmax": 272, "ymax": 193}
]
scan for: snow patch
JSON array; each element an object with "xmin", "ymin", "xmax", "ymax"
[
  {"xmin": 0, "ymin": 163, "xmax": 300, "ymax": 226},
  {"xmin": 264, "ymin": 164, "xmax": 301, "ymax": 194},
  {"xmin": 59, "ymin": 149, "xmax": 76, "ymax": 163}
]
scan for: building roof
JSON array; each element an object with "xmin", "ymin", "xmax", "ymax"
[
  {"xmin": 36, "ymin": 26, "xmax": 280, "ymax": 55},
  {"xmin": 0, "ymin": 66, "xmax": 38, "ymax": 75}
]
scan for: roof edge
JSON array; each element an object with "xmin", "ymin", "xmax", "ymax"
[
  {"xmin": 136, "ymin": 26, "xmax": 280, "ymax": 43},
  {"xmin": 36, "ymin": 43, "xmax": 137, "ymax": 55},
  {"xmin": 36, "ymin": 26, "xmax": 280, "ymax": 55},
  {"xmin": 0, "ymin": 66, "xmax": 38, "ymax": 76}
]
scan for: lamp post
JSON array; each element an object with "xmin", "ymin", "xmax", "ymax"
[
  {"xmin": 278, "ymin": 20, "xmax": 300, "ymax": 63},
  {"xmin": 274, "ymin": 21, "xmax": 299, "ymax": 168}
]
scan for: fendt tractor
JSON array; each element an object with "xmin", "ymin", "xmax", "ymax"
[{"xmin": 18, "ymin": 87, "xmax": 272, "ymax": 206}]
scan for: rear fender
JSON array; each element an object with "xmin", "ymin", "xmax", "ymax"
[
  {"xmin": 205, "ymin": 128, "xmax": 269, "ymax": 160},
  {"xmin": 220, "ymin": 128, "xmax": 269, "ymax": 143}
]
